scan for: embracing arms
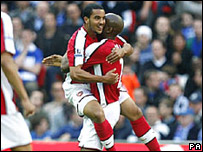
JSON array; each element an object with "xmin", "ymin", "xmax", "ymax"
[{"xmin": 42, "ymin": 42, "xmax": 133, "ymax": 83}]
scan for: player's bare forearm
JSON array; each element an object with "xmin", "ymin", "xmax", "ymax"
[
  {"xmin": 69, "ymin": 66, "xmax": 118, "ymax": 84},
  {"xmin": 1, "ymin": 52, "xmax": 29, "ymax": 101},
  {"xmin": 123, "ymin": 43, "xmax": 133, "ymax": 56},
  {"xmin": 61, "ymin": 53, "xmax": 70, "ymax": 73}
]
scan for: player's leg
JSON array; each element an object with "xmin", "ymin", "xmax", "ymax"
[
  {"xmin": 11, "ymin": 144, "xmax": 32, "ymax": 151},
  {"xmin": 120, "ymin": 97, "xmax": 161, "ymax": 151},
  {"xmin": 83, "ymin": 100, "xmax": 116, "ymax": 151},
  {"xmin": 79, "ymin": 101, "xmax": 120, "ymax": 151},
  {"xmin": 63, "ymin": 83, "xmax": 116, "ymax": 151}
]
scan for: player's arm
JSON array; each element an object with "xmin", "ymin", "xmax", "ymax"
[
  {"xmin": 42, "ymin": 53, "xmax": 70, "ymax": 72},
  {"xmin": 69, "ymin": 65, "xmax": 118, "ymax": 84},
  {"xmin": 61, "ymin": 52, "xmax": 69, "ymax": 73},
  {"xmin": 106, "ymin": 42, "xmax": 133, "ymax": 64},
  {"xmin": 1, "ymin": 52, "xmax": 35, "ymax": 117}
]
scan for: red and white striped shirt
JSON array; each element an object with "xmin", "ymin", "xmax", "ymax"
[
  {"xmin": 1, "ymin": 12, "xmax": 17, "ymax": 115},
  {"xmin": 67, "ymin": 26, "xmax": 126, "ymax": 84},
  {"xmin": 83, "ymin": 39, "xmax": 124, "ymax": 106}
]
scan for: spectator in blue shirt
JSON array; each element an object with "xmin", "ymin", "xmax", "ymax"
[
  {"xmin": 51, "ymin": 108, "xmax": 83, "ymax": 141},
  {"xmin": 30, "ymin": 111, "xmax": 52, "ymax": 141},
  {"xmin": 14, "ymin": 29, "xmax": 43, "ymax": 95}
]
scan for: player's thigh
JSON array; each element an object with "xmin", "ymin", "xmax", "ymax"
[
  {"xmin": 63, "ymin": 84, "xmax": 98, "ymax": 117},
  {"xmin": 83, "ymin": 100, "xmax": 105, "ymax": 123}
]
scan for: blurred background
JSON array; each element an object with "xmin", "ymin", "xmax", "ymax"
[{"xmin": 1, "ymin": 1, "xmax": 202, "ymax": 144}]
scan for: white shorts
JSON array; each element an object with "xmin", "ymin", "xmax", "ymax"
[
  {"xmin": 119, "ymin": 85, "xmax": 130, "ymax": 104},
  {"xmin": 63, "ymin": 81, "xmax": 130, "ymax": 116},
  {"xmin": 1, "ymin": 112, "xmax": 32, "ymax": 150},
  {"xmin": 78, "ymin": 101, "xmax": 120, "ymax": 151},
  {"xmin": 62, "ymin": 82, "xmax": 97, "ymax": 117}
]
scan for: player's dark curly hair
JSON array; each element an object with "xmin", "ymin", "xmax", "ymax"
[{"xmin": 82, "ymin": 3, "xmax": 104, "ymax": 19}]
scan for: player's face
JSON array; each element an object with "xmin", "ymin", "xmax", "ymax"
[{"xmin": 89, "ymin": 9, "xmax": 105, "ymax": 34}]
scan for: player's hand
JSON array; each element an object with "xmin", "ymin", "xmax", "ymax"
[
  {"xmin": 106, "ymin": 47, "xmax": 125, "ymax": 64},
  {"xmin": 103, "ymin": 68, "xmax": 119, "ymax": 84},
  {"xmin": 21, "ymin": 99, "xmax": 36, "ymax": 117},
  {"xmin": 42, "ymin": 54, "xmax": 63, "ymax": 67}
]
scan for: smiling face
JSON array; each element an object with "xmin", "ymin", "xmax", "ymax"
[{"xmin": 85, "ymin": 9, "xmax": 105, "ymax": 35}]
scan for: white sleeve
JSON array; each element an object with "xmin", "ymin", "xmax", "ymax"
[{"xmin": 1, "ymin": 11, "xmax": 16, "ymax": 55}]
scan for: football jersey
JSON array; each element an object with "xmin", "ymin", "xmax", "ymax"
[
  {"xmin": 82, "ymin": 39, "xmax": 124, "ymax": 106},
  {"xmin": 1, "ymin": 12, "xmax": 17, "ymax": 115},
  {"xmin": 66, "ymin": 25, "xmax": 126, "ymax": 85}
]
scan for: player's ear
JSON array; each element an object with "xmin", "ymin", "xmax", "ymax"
[
  {"xmin": 107, "ymin": 27, "xmax": 113, "ymax": 34},
  {"xmin": 84, "ymin": 16, "xmax": 89, "ymax": 24}
]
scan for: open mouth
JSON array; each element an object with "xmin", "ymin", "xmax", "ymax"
[{"xmin": 97, "ymin": 25, "xmax": 103, "ymax": 31}]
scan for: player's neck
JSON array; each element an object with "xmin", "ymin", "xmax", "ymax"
[{"xmin": 84, "ymin": 24, "xmax": 97, "ymax": 39}]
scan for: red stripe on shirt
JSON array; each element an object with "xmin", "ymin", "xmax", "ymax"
[
  {"xmin": 1, "ymin": 88, "xmax": 7, "ymax": 115},
  {"xmin": 1, "ymin": 19, "xmax": 6, "ymax": 53}
]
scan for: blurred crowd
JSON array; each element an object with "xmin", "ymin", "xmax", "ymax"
[{"xmin": 1, "ymin": 1, "xmax": 202, "ymax": 143}]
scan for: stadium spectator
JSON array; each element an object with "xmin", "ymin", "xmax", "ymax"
[
  {"xmin": 198, "ymin": 128, "xmax": 202, "ymax": 141},
  {"xmin": 31, "ymin": 1, "xmax": 50, "ymax": 32},
  {"xmin": 133, "ymin": 87, "xmax": 149, "ymax": 113},
  {"xmin": 189, "ymin": 91, "xmax": 202, "ymax": 126},
  {"xmin": 129, "ymin": 45, "xmax": 141, "ymax": 75},
  {"xmin": 145, "ymin": 106, "xmax": 170, "ymax": 140},
  {"xmin": 140, "ymin": 39, "xmax": 171, "ymax": 79},
  {"xmin": 158, "ymin": 65, "xmax": 179, "ymax": 93},
  {"xmin": 171, "ymin": 32, "xmax": 193, "ymax": 76},
  {"xmin": 155, "ymin": 1, "xmax": 175, "ymax": 17},
  {"xmin": 158, "ymin": 97, "xmax": 178, "ymax": 140},
  {"xmin": 1, "ymin": 11, "xmax": 35, "ymax": 151},
  {"xmin": 167, "ymin": 83, "xmax": 189, "ymax": 116},
  {"xmin": 186, "ymin": 18, "xmax": 202, "ymax": 58},
  {"xmin": 43, "ymin": 81, "xmax": 68, "ymax": 133},
  {"xmin": 12, "ymin": 16, "xmax": 24, "ymax": 48},
  {"xmin": 14, "ymin": 29, "xmax": 43, "ymax": 95},
  {"xmin": 184, "ymin": 68, "xmax": 202, "ymax": 98},
  {"xmin": 29, "ymin": 111, "xmax": 52, "ymax": 141},
  {"xmin": 173, "ymin": 108, "xmax": 200, "ymax": 141},
  {"xmin": 35, "ymin": 12, "xmax": 67, "ymax": 58},
  {"xmin": 51, "ymin": 1, "xmax": 68, "ymax": 27},
  {"xmin": 127, "ymin": 1, "xmax": 153, "ymax": 26},
  {"xmin": 180, "ymin": 12, "xmax": 195, "ymax": 41},
  {"xmin": 175, "ymin": 1, "xmax": 202, "ymax": 18},
  {"xmin": 29, "ymin": 89, "xmax": 45, "ymax": 113},
  {"xmin": 143, "ymin": 70, "xmax": 167, "ymax": 107},
  {"xmin": 51, "ymin": 108, "xmax": 83, "ymax": 141},
  {"xmin": 9, "ymin": 1, "xmax": 34, "ymax": 30},
  {"xmin": 153, "ymin": 16, "xmax": 173, "ymax": 61},
  {"xmin": 101, "ymin": 2, "xmax": 136, "ymax": 42},
  {"xmin": 61, "ymin": 3, "xmax": 83, "ymax": 40},
  {"xmin": 114, "ymin": 115, "xmax": 132, "ymax": 140},
  {"xmin": 35, "ymin": 12, "xmax": 67, "ymax": 101},
  {"xmin": 135, "ymin": 25, "xmax": 153, "ymax": 68}
]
